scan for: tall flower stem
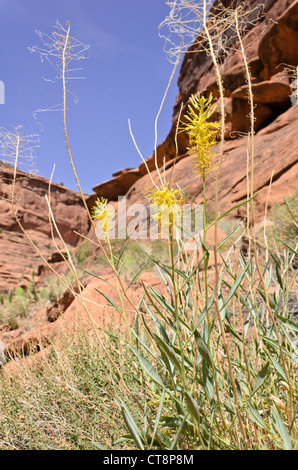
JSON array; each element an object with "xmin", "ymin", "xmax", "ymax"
[
  {"xmin": 169, "ymin": 229, "xmax": 187, "ymax": 390},
  {"xmin": 202, "ymin": 0, "xmax": 248, "ymax": 449},
  {"xmin": 235, "ymin": 10, "xmax": 294, "ymax": 431},
  {"xmin": 202, "ymin": 169, "xmax": 211, "ymax": 348}
]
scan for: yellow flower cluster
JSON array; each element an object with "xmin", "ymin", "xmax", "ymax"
[
  {"xmin": 183, "ymin": 93, "xmax": 219, "ymax": 175},
  {"xmin": 92, "ymin": 197, "xmax": 113, "ymax": 238},
  {"xmin": 146, "ymin": 183, "xmax": 184, "ymax": 236}
]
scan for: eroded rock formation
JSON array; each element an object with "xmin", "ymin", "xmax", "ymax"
[{"xmin": 0, "ymin": 167, "xmax": 89, "ymax": 291}]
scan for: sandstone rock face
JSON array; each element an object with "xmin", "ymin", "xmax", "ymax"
[
  {"xmin": 82, "ymin": 1, "xmax": 298, "ymax": 198},
  {"xmin": 259, "ymin": 0, "xmax": 298, "ymax": 77},
  {"xmin": 173, "ymin": 0, "xmax": 295, "ymax": 117},
  {"xmin": 138, "ymin": 0, "xmax": 297, "ymax": 171},
  {"xmin": 0, "ymin": 168, "xmax": 89, "ymax": 292},
  {"xmin": 92, "ymin": 168, "xmax": 141, "ymax": 201},
  {"xmin": 126, "ymin": 104, "xmax": 298, "ymax": 221},
  {"xmin": 231, "ymin": 81, "xmax": 292, "ymax": 132}
]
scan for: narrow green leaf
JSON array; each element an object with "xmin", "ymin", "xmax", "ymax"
[
  {"xmin": 276, "ymin": 237, "xmax": 298, "ymax": 256},
  {"xmin": 94, "ymin": 288, "xmax": 120, "ymax": 312},
  {"xmin": 145, "ymin": 305, "xmax": 171, "ymax": 344},
  {"xmin": 274, "ymin": 313, "xmax": 298, "ymax": 333},
  {"xmin": 115, "ymin": 238, "xmax": 130, "ymax": 270},
  {"xmin": 217, "ymin": 222, "xmax": 243, "ymax": 249},
  {"xmin": 246, "ymin": 400, "xmax": 270, "ymax": 432},
  {"xmin": 113, "ymin": 434, "xmax": 134, "ymax": 445},
  {"xmin": 262, "ymin": 336, "xmax": 292, "ymax": 358},
  {"xmin": 194, "ymin": 331, "xmax": 212, "ymax": 366},
  {"xmin": 250, "ymin": 361, "xmax": 270, "ymax": 398},
  {"xmin": 270, "ymin": 253, "xmax": 284, "ymax": 289},
  {"xmin": 153, "ymin": 334, "xmax": 182, "ymax": 374},
  {"xmin": 290, "ymin": 404, "xmax": 298, "ymax": 433},
  {"xmin": 266, "ymin": 351, "xmax": 288, "ymax": 383},
  {"xmin": 117, "ymin": 398, "xmax": 144, "ymax": 450},
  {"xmin": 220, "ymin": 261, "xmax": 250, "ymax": 311},
  {"xmin": 207, "ymin": 194, "xmax": 258, "ymax": 229},
  {"xmin": 272, "ymin": 408, "xmax": 292, "ymax": 450},
  {"xmin": 185, "ymin": 392, "xmax": 200, "ymax": 423},
  {"xmin": 130, "ymin": 346, "xmax": 166, "ymax": 389},
  {"xmin": 170, "ymin": 414, "xmax": 188, "ymax": 450},
  {"xmin": 176, "ymin": 184, "xmax": 197, "ymax": 204},
  {"xmin": 257, "ymin": 288, "xmax": 276, "ymax": 310},
  {"xmin": 224, "ymin": 324, "xmax": 243, "ymax": 343},
  {"xmin": 128, "ymin": 263, "xmax": 148, "ymax": 288},
  {"xmin": 81, "ymin": 268, "xmax": 110, "ymax": 284},
  {"xmin": 150, "ymin": 390, "xmax": 165, "ymax": 448},
  {"xmin": 92, "ymin": 442, "xmax": 108, "ymax": 450}
]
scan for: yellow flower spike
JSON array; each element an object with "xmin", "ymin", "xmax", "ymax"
[
  {"xmin": 91, "ymin": 197, "xmax": 113, "ymax": 239},
  {"xmin": 183, "ymin": 92, "xmax": 220, "ymax": 176},
  {"xmin": 146, "ymin": 183, "xmax": 184, "ymax": 238}
]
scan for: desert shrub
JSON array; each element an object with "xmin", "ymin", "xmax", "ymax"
[
  {"xmin": 270, "ymin": 190, "xmax": 298, "ymax": 245},
  {"xmin": 76, "ymin": 240, "xmax": 91, "ymax": 265},
  {"xmin": 0, "ymin": 325, "xmax": 141, "ymax": 450}
]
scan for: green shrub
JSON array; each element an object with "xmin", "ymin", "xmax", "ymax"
[{"xmin": 270, "ymin": 190, "xmax": 298, "ymax": 245}]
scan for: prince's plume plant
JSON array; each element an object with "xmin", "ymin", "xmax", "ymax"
[{"xmin": 183, "ymin": 92, "xmax": 219, "ymax": 176}]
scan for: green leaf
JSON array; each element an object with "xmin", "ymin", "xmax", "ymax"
[
  {"xmin": 220, "ymin": 261, "xmax": 250, "ymax": 311},
  {"xmin": 272, "ymin": 408, "xmax": 292, "ymax": 450},
  {"xmin": 81, "ymin": 268, "xmax": 110, "ymax": 284},
  {"xmin": 274, "ymin": 313, "xmax": 298, "ymax": 333},
  {"xmin": 217, "ymin": 222, "xmax": 243, "ymax": 249},
  {"xmin": 145, "ymin": 305, "xmax": 171, "ymax": 344},
  {"xmin": 113, "ymin": 434, "xmax": 134, "ymax": 445},
  {"xmin": 153, "ymin": 334, "xmax": 182, "ymax": 374},
  {"xmin": 290, "ymin": 404, "xmax": 298, "ymax": 433},
  {"xmin": 150, "ymin": 390, "xmax": 165, "ymax": 449},
  {"xmin": 92, "ymin": 442, "xmax": 108, "ymax": 450},
  {"xmin": 185, "ymin": 392, "xmax": 200, "ymax": 423},
  {"xmin": 127, "ymin": 263, "xmax": 148, "ymax": 288},
  {"xmin": 131, "ymin": 329, "xmax": 158, "ymax": 362},
  {"xmin": 224, "ymin": 324, "xmax": 243, "ymax": 343},
  {"xmin": 257, "ymin": 288, "xmax": 276, "ymax": 310},
  {"xmin": 270, "ymin": 252, "xmax": 284, "ymax": 290},
  {"xmin": 266, "ymin": 351, "xmax": 288, "ymax": 383},
  {"xmin": 276, "ymin": 237, "xmax": 298, "ymax": 256},
  {"xmin": 246, "ymin": 400, "xmax": 270, "ymax": 432},
  {"xmin": 115, "ymin": 238, "xmax": 130, "ymax": 270},
  {"xmin": 207, "ymin": 195, "xmax": 258, "ymax": 229},
  {"xmin": 94, "ymin": 288, "xmax": 120, "ymax": 313},
  {"xmin": 117, "ymin": 398, "xmax": 144, "ymax": 450},
  {"xmin": 170, "ymin": 414, "xmax": 189, "ymax": 450},
  {"xmin": 130, "ymin": 346, "xmax": 166, "ymax": 389},
  {"xmin": 262, "ymin": 336, "xmax": 292, "ymax": 358},
  {"xmin": 177, "ymin": 248, "xmax": 209, "ymax": 295},
  {"xmin": 176, "ymin": 184, "xmax": 197, "ymax": 204},
  {"xmin": 250, "ymin": 361, "xmax": 270, "ymax": 398},
  {"xmin": 146, "ymin": 285, "xmax": 176, "ymax": 318},
  {"xmin": 156, "ymin": 265, "xmax": 174, "ymax": 305},
  {"xmin": 194, "ymin": 331, "xmax": 212, "ymax": 366}
]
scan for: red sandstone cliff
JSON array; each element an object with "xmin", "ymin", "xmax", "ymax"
[{"xmin": 0, "ymin": 167, "xmax": 89, "ymax": 292}]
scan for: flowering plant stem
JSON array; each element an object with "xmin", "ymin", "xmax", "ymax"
[
  {"xmin": 202, "ymin": 0, "xmax": 248, "ymax": 449},
  {"xmin": 169, "ymin": 230, "xmax": 187, "ymax": 390}
]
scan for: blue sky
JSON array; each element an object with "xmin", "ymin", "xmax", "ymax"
[{"xmin": 0, "ymin": 0, "xmax": 180, "ymax": 193}]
